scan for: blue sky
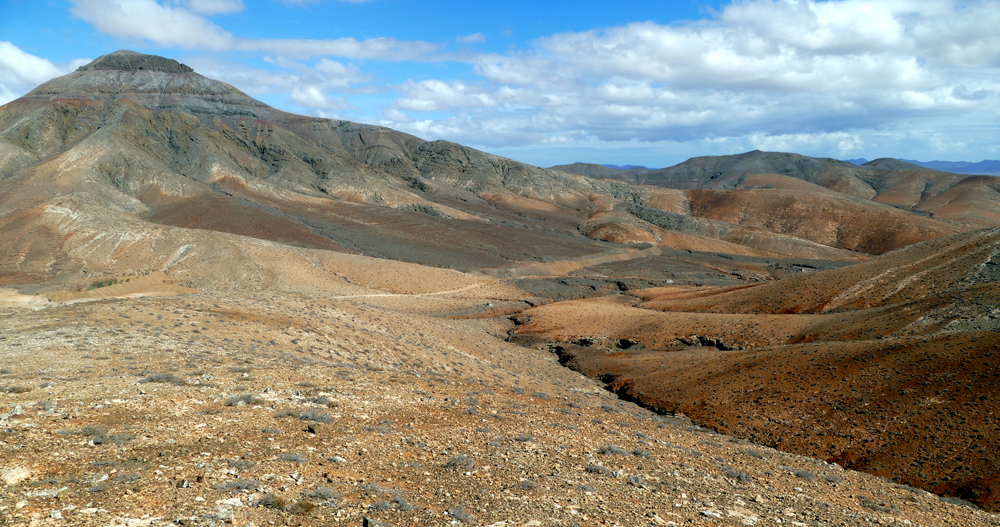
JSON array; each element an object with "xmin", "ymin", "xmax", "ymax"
[{"xmin": 1, "ymin": 0, "xmax": 999, "ymax": 168}]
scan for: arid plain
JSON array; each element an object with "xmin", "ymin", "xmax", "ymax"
[{"xmin": 2, "ymin": 51, "xmax": 1000, "ymax": 526}]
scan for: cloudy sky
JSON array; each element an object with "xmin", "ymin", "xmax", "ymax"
[{"xmin": 1, "ymin": 0, "xmax": 998, "ymax": 168}]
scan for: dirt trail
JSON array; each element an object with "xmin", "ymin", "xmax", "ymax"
[
  {"xmin": 326, "ymin": 282, "xmax": 486, "ymax": 300},
  {"xmin": 485, "ymin": 244, "xmax": 662, "ymax": 277}
]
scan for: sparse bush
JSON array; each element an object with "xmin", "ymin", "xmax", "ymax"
[
  {"xmin": 743, "ymin": 450, "xmax": 768, "ymax": 460},
  {"xmin": 364, "ymin": 426, "xmax": 391, "ymax": 434},
  {"xmin": 600, "ymin": 404, "xmax": 621, "ymax": 414},
  {"xmin": 275, "ymin": 409, "xmax": 333, "ymax": 423},
  {"xmin": 518, "ymin": 479, "xmax": 538, "ymax": 491},
  {"xmin": 224, "ymin": 394, "xmax": 261, "ymax": 407},
  {"xmin": 577, "ymin": 484, "xmax": 596, "ymax": 492},
  {"xmin": 859, "ymin": 495, "xmax": 899, "ymax": 513},
  {"xmin": 261, "ymin": 426, "xmax": 284, "ymax": 435},
  {"xmin": 722, "ymin": 466, "xmax": 751, "ymax": 483},
  {"xmin": 513, "ymin": 434, "xmax": 532, "ymax": 442},
  {"xmin": 823, "ymin": 473, "xmax": 842, "ymax": 484},
  {"xmin": 277, "ymin": 453, "xmax": 308, "ymax": 464},
  {"xmin": 940, "ymin": 496, "xmax": 977, "ymax": 509},
  {"xmin": 2, "ymin": 385, "xmax": 33, "ymax": 394},
  {"xmin": 371, "ymin": 496, "xmax": 412, "ymax": 511},
  {"xmin": 114, "ymin": 473, "xmax": 141, "ymax": 484},
  {"xmin": 597, "ymin": 444, "xmax": 628, "ymax": 456},
  {"xmin": 228, "ymin": 459, "xmax": 256, "ymax": 471},
  {"xmin": 444, "ymin": 455, "xmax": 476, "ymax": 471},
  {"xmin": 259, "ymin": 493, "xmax": 286, "ymax": 509},
  {"xmin": 306, "ymin": 487, "xmax": 341, "ymax": 501},
  {"xmin": 627, "ymin": 474, "xmax": 647, "ymax": 488},
  {"xmin": 794, "ymin": 470, "xmax": 816, "ymax": 482},
  {"xmin": 531, "ymin": 392, "xmax": 550, "ymax": 400},
  {"xmin": 141, "ymin": 373, "xmax": 187, "ymax": 386},
  {"xmin": 288, "ymin": 501, "xmax": 315, "ymax": 515},
  {"xmin": 447, "ymin": 505, "xmax": 473, "ymax": 523},
  {"xmin": 631, "ymin": 449, "xmax": 652, "ymax": 459},
  {"xmin": 82, "ymin": 424, "xmax": 109, "ymax": 437},
  {"xmin": 88, "ymin": 482, "xmax": 109, "ymax": 493},
  {"xmin": 217, "ymin": 479, "xmax": 260, "ymax": 491},
  {"xmin": 585, "ymin": 464, "xmax": 612, "ymax": 476}
]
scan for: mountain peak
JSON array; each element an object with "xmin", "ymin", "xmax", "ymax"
[{"xmin": 76, "ymin": 50, "xmax": 194, "ymax": 74}]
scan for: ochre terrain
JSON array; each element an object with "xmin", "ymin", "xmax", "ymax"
[{"xmin": 2, "ymin": 51, "xmax": 1000, "ymax": 525}]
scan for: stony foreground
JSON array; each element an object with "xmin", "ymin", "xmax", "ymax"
[{"xmin": 2, "ymin": 292, "xmax": 998, "ymax": 527}]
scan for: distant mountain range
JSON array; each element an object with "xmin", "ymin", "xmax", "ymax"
[{"xmin": 845, "ymin": 158, "xmax": 1000, "ymax": 175}]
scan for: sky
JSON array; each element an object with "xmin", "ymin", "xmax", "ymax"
[{"xmin": 1, "ymin": 0, "xmax": 999, "ymax": 168}]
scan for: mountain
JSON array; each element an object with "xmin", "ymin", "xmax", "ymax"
[
  {"xmin": 901, "ymin": 159, "xmax": 1000, "ymax": 176},
  {"xmin": 844, "ymin": 158, "xmax": 870, "ymax": 165},
  {"xmin": 513, "ymin": 226, "xmax": 1000, "ymax": 509},
  {"xmin": 3, "ymin": 51, "xmax": 1000, "ymax": 520},
  {"xmin": 557, "ymin": 150, "xmax": 1000, "ymax": 229}
]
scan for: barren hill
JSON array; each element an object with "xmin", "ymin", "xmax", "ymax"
[
  {"xmin": 512, "ymin": 226, "xmax": 1000, "ymax": 509},
  {"xmin": 2, "ymin": 50, "xmax": 1000, "ymax": 525}
]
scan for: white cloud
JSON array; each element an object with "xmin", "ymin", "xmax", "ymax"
[
  {"xmin": 457, "ymin": 33, "xmax": 486, "ymax": 44},
  {"xmin": 0, "ymin": 42, "xmax": 88, "ymax": 104},
  {"xmin": 70, "ymin": 0, "xmax": 235, "ymax": 50},
  {"xmin": 379, "ymin": 0, "xmax": 1000, "ymax": 158},
  {"xmin": 183, "ymin": 0, "xmax": 245, "ymax": 15},
  {"xmin": 70, "ymin": 0, "xmax": 443, "ymax": 60}
]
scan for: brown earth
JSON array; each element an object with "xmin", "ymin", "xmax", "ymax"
[
  {"xmin": 511, "ymin": 227, "xmax": 1000, "ymax": 511},
  {"xmin": 2, "ymin": 50, "xmax": 1000, "ymax": 525}
]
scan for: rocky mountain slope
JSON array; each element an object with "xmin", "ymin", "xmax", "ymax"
[
  {"xmin": 512, "ymin": 226, "xmax": 1000, "ymax": 510},
  {"xmin": 2, "ymin": 50, "xmax": 1000, "ymax": 524}
]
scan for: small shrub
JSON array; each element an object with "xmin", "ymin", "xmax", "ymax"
[
  {"xmin": 631, "ymin": 449, "xmax": 652, "ymax": 459},
  {"xmin": 722, "ymin": 466, "xmax": 751, "ymax": 483},
  {"xmin": 371, "ymin": 496, "xmax": 412, "ymax": 511},
  {"xmin": 597, "ymin": 444, "xmax": 628, "ymax": 456},
  {"xmin": 217, "ymin": 479, "xmax": 260, "ymax": 491},
  {"xmin": 577, "ymin": 484, "xmax": 596, "ymax": 492},
  {"xmin": 1, "ymin": 385, "xmax": 33, "ymax": 394},
  {"xmin": 228, "ymin": 459, "xmax": 256, "ymax": 471},
  {"xmin": 87, "ymin": 279, "xmax": 116, "ymax": 291},
  {"xmin": 627, "ymin": 474, "xmax": 647, "ymax": 488},
  {"xmin": 823, "ymin": 473, "xmax": 842, "ymax": 484},
  {"xmin": 114, "ymin": 473, "xmax": 141, "ymax": 484},
  {"xmin": 444, "ymin": 455, "xmax": 476, "ymax": 471},
  {"xmin": 287, "ymin": 501, "xmax": 315, "ymax": 515},
  {"xmin": 585, "ymin": 464, "xmax": 612, "ymax": 476},
  {"xmin": 88, "ymin": 482, "xmax": 109, "ymax": 493},
  {"xmin": 277, "ymin": 453, "xmax": 308, "ymax": 464},
  {"xmin": 794, "ymin": 470, "xmax": 816, "ymax": 482},
  {"xmin": 82, "ymin": 424, "xmax": 109, "ymax": 437},
  {"xmin": 447, "ymin": 505, "xmax": 473, "ymax": 523},
  {"xmin": 224, "ymin": 394, "xmax": 262, "ymax": 407},
  {"xmin": 261, "ymin": 426, "xmax": 284, "ymax": 435},
  {"xmin": 306, "ymin": 487, "xmax": 341, "ymax": 501},
  {"xmin": 141, "ymin": 373, "xmax": 187, "ymax": 386},
  {"xmin": 859, "ymin": 495, "xmax": 899, "ymax": 513},
  {"xmin": 743, "ymin": 450, "xmax": 768, "ymax": 460},
  {"xmin": 600, "ymin": 404, "xmax": 621, "ymax": 414},
  {"xmin": 513, "ymin": 434, "xmax": 533, "ymax": 442},
  {"xmin": 276, "ymin": 409, "xmax": 333, "ymax": 423},
  {"xmin": 259, "ymin": 493, "xmax": 286, "ymax": 509},
  {"xmin": 518, "ymin": 479, "xmax": 538, "ymax": 491}
]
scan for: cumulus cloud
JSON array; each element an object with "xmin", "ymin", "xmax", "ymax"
[
  {"xmin": 0, "ymin": 42, "xmax": 89, "ymax": 104},
  {"xmin": 380, "ymin": 0, "xmax": 1000, "ymax": 159},
  {"xmin": 183, "ymin": 0, "xmax": 245, "ymax": 15},
  {"xmin": 70, "ymin": 0, "xmax": 442, "ymax": 60},
  {"xmin": 457, "ymin": 33, "xmax": 486, "ymax": 44}
]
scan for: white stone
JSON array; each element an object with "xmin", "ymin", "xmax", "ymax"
[{"xmin": 2, "ymin": 466, "xmax": 30, "ymax": 485}]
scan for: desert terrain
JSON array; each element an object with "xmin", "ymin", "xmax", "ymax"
[{"xmin": 2, "ymin": 50, "xmax": 1000, "ymax": 526}]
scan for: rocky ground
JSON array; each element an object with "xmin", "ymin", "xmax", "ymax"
[{"xmin": 2, "ymin": 286, "xmax": 999, "ymax": 527}]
